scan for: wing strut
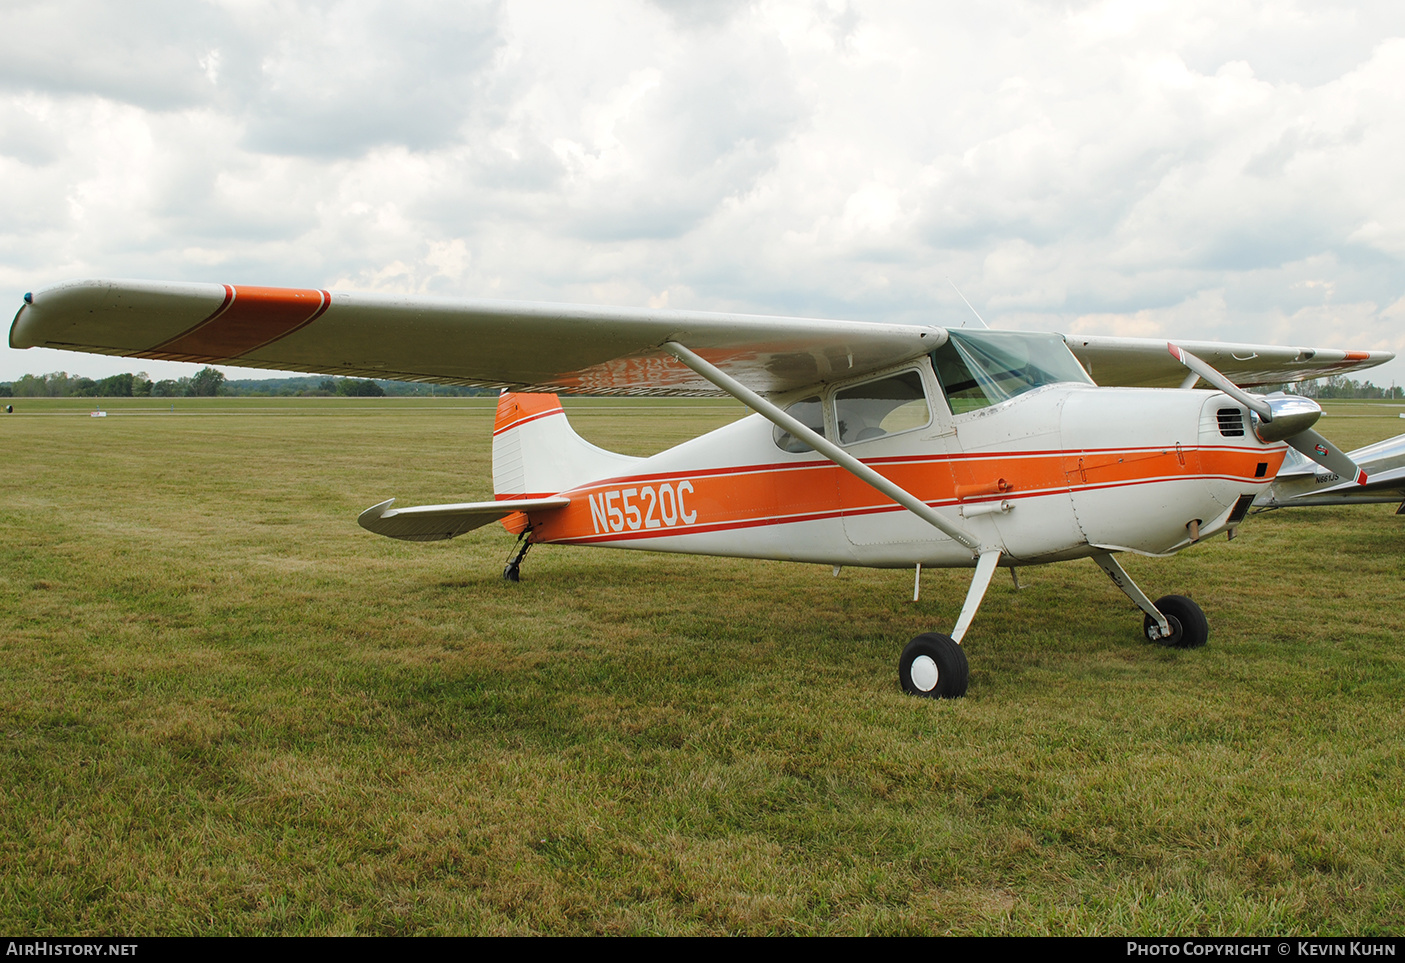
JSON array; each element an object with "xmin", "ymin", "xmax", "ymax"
[{"xmin": 662, "ymin": 341, "xmax": 981, "ymax": 552}]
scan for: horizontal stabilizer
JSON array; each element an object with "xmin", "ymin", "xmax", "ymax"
[{"xmin": 358, "ymin": 496, "xmax": 569, "ymax": 542}]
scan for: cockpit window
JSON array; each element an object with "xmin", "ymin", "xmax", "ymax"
[
  {"xmin": 834, "ymin": 370, "xmax": 930, "ymax": 444},
  {"xmin": 931, "ymin": 330, "xmax": 1093, "ymax": 413},
  {"xmin": 773, "ymin": 396, "xmax": 826, "ymax": 453}
]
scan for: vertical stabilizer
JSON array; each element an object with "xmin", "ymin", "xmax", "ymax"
[{"xmin": 492, "ymin": 391, "xmax": 643, "ymax": 498}]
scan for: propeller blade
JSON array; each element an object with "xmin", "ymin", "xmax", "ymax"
[
  {"xmin": 1286, "ymin": 429, "xmax": 1369, "ymax": 486},
  {"xmin": 1167, "ymin": 343, "xmax": 1272, "ymax": 419}
]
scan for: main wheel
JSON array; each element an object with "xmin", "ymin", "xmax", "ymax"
[
  {"xmin": 1143, "ymin": 594, "xmax": 1208, "ymax": 649},
  {"xmin": 899, "ymin": 633, "xmax": 969, "ymax": 698}
]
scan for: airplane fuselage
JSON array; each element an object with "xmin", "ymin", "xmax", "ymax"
[{"xmin": 528, "ymin": 377, "xmax": 1286, "ymax": 569}]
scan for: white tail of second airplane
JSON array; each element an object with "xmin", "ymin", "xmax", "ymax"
[{"xmin": 492, "ymin": 391, "xmax": 642, "ymax": 498}]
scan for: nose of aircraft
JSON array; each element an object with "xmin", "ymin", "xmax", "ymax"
[
  {"xmin": 1252, "ymin": 395, "xmax": 1321, "ymax": 443},
  {"xmin": 1168, "ymin": 343, "xmax": 1366, "ymax": 485},
  {"xmin": 1054, "ymin": 386, "xmax": 1257, "ymax": 554}
]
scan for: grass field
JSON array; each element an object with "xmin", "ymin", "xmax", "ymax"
[{"xmin": 2, "ymin": 395, "xmax": 1402, "ymax": 935}]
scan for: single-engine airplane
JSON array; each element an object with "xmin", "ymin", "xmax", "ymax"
[{"xmin": 10, "ymin": 279, "xmax": 1396, "ymax": 698}]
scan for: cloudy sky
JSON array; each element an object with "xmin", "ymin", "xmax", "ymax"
[{"xmin": 4, "ymin": 0, "xmax": 1404, "ymax": 387}]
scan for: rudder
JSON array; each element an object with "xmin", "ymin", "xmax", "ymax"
[{"xmin": 492, "ymin": 391, "xmax": 642, "ymax": 498}]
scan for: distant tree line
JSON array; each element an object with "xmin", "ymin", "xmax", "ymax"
[
  {"xmin": 0, "ymin": 368, "xmax": 493, "ymax": 398},
  {"xmin": 0, "ymin": 368, "xmax": 228, "ymax": 398},
  {"xmin": 1287, "ymin": 375, "xmax": 1403, "ymax": 400},
  {"xmin": 4, "ymin": 366, "xmax": 1398, "ymax": 400}
]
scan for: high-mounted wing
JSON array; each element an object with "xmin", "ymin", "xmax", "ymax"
[
  {"xmin": 14, "ymin": 279, "xmax": 1392, "ymax": 394},
  {"xmin": 1065, "ymin": 335, "xmax": 1393, "ymax": 388},
  {"xmin": 10, "ymin": 279, "xmax": 942, "ymax": 397}
]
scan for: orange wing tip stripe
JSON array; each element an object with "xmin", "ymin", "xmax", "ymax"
[
  {"xmin": 135, "ymin": 285, "xmax": 330, "ymax": 362},
  {"xmin": 129, "ymin": 284, "xmax": 235, "ymax": 360}
]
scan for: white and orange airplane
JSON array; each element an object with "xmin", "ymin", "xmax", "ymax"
[{"xmin": 10, "ymin": 279, "xmax": 1396, "ymax": 697}]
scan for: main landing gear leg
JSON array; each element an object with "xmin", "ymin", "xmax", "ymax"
[
  {"xmin": 899, "ymin": 550, "xmax": 1001, "ymax": 699},
  {"xmin": 657, "ymin": 343, "xmax": 996, "ymax": 701},
  {"xmin": 1091, "ymin": 551, "xmax": 1208, "ymax": 649},
  {"xmin": 502, "ymin": 530, "xmax": 534, "ymax": 582}
]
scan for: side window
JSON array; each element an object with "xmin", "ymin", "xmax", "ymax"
[
  {"xmin": 834, "ymin": 370, "xmax": 930, "ymax": 445},
  {"xmin": 773, "ymin": 396, "xmax": 826, "ymax": 453}
]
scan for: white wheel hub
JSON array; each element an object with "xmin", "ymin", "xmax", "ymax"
[{"xmin": 910, "ymin": 654, "xmax": 939, "ymax": 692}]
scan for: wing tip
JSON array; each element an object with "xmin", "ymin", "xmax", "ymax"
[{"xmin": 357, "ymin": 498, "xmax": 397, "ymax": 531}]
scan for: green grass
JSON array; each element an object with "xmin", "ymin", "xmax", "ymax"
[{"xmin": 1, "ymin": 396, "xmax": 1403, "ymax": 934}]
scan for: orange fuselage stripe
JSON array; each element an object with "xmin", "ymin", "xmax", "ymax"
[{"xmin": 527, "ymin": 446, "xmax": 1284, "ymax": 544}]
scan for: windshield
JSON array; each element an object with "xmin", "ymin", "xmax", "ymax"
[{"xmin": 931, "ymin": 330, "xmax": 1092, "ymax": 413}]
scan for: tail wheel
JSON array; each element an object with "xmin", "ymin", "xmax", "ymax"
[
  {"xmin": 899, "ymin": 633, "xmax": 969, "ymax": 699},
  {"xmin": 1144, "ymin": 594, "xmax": 1209, "ymax": 649}
]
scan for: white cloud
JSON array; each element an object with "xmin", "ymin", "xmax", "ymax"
[{"xmin": 3, "ymin": 0, "xmax": 1404, "ymax": 389}]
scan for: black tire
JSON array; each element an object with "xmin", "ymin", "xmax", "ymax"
[
  {"xmin": 899, "ymin": 633, "xmax": 969, "ymax": 698},
  {"xmin": 1143, "ymin": 594, "xmax": 1208, "ymax": 649}
]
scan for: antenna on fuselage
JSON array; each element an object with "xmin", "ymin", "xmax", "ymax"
[{"xmin": 947, "ymin": 278, "xmax": 990, "ymax": 329}]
